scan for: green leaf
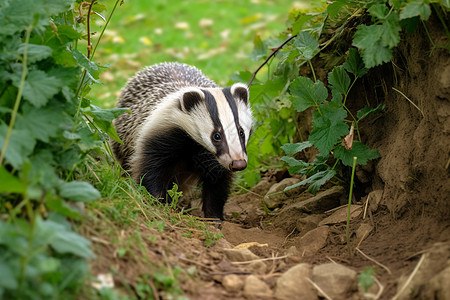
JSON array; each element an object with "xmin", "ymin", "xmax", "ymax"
[
  {"xmin": 400, "ymin": 1, "xmax": 431, "ymax": 20},
  {"xmin": 281, "ymin": 141, "xmax": 313, "ymax": 155},
  {"xmin": 343, "ymin": 48, "xmax": 368, "ymax": 77},
  {"xmin": 309, "ymin": 102, "xmax": 349, "ymax": 154},
  {"xmin": 59, "ymin": 181, "xmax": 100, "ymax": 202},
  {"xmin": 440, "ymin": 0, "xmax": 450, "ymax": 9},
  {"xmin": 328, "ymin": 66, "xmax": 351, "ymax": 95},
  {"xmin": 250, "ymin": 34, "xmax": 267, "ymax": 61},
  {"xmin": 0, "ymin": 124, "xmax": 35, "ymax": 169},
  {"xmin": 0, "ymin": 259, "xmax": 18, "ymax": 289},
  {"xmin": 15, "ymin": 104, "xmax": 67, "ymax": 143},
  {"xmin": 293, "ymin": 32, "xmax": 319, "ymax": 60},
  {"xmin": 356, "ymin": 104, "xmax": 385, "ymax": 120},
  {"xmin": 83, "ymin": 105, "xmax": 130, "ymax": 143},
  {"xmin": 358, "ymin": 268, "xmax": 375, "ymax": 292},
  {"xmin": 71, "ymin": 49, "xmax": 101, "ymax": 82},
  {"xmin": 23, "ymin": 70, "xmax": 63, "ymax": 107},
  {"xmin": 0, "ymin": 166, "xmax": 26, "ymax": 193},
  {"xmin": 36, "ymin": 218, "xmax": 94, "ymax": 258},
  {"xmin": 292, "ymin": 14, "xmax": 314, "ymax": 35},
  {"xmin": 368, "ymin": 4, "xmax": 389, "ymax": 19},
  {"xmin": 334, "ymin": 142, "xmax": 381, "ymax": 166},
  {"xmin": 381, "ymin": 14, "xmax": 401, "ymax": 48},
  {"xmin": 285, "ymin": 169, "xmax": 336, "ymax": 194},
  {"xmin": 327, "ymin": 1, "xmax": 349, "ymax": 18},
  {"xmin": 19, "ymin": 44, "xmax": 53, "ymax": 64},
  {"xmin": 353, "ymin": 24, "xmax": 394, "ymax": 68},
  {"xmin": 289, "ymin": 77, "xmax": 328, "ymax": 112}
]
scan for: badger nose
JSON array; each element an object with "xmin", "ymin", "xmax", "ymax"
[{"xmin": 230, "ymin": 160, "xmax": 247, "ymax": 171}]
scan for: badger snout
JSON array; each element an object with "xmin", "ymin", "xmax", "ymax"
[{"xmin": 229, "ymin": 159, "xmax": 247, "ymax": 171}]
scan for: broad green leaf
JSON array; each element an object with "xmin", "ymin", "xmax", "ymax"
[
  {"xmin": 59, "ymin": 181, "xmax": 100, "ymax": 202},
  {"xmin": 310, "ymin": 103, "xmax": 349, "ymax": 154},
  {"xmin": 328, "ymin": 66, "xmax": 351, "ymax": 95},
  {"xmin": 15, "ymin": 104, "xmax": 66, "ymax": 143},
  {"xmin": 334, "ymin": 142, "xmax": 381, "ymax": 166},
  {"xmin": 71, "ymin": 49, "xmax": 101, "ymax": 82},
  {"xmin": 381, "ymin": 14, "xmax": 401, "ymax": 48},
  {"xmin": 19, "ymin": 44, "xmax": 53, "ymax": 64},
  {"xmin": 281, "ymin": 141, "xmax": 313, "ymax": 155},
  {"xmin": 83, "ymin": 105, "xmax": 130, "ymax": 143},
  {"xmin": 0, "ymin": 124, "xmax": 35, "ymax": 169},
  {"xmin": 440, "ymin": 0, "xmax": 450, "ymax": 9},
  {"xmin": 356, "ymin": 104, "xmax": 385, "ymax": 120},
  {"xmin": 343, "ymin": 48, "xmax": 368, "ymax": 78},
  {"xmin": 368, "ymin": 4, "xmax": 389, "ymax": 19},
  {"xmin": 289, "ymin": 77, "xmax": 328, "ymax": 112},
  {"xmin": 22, "ymin": 70, "xmax": 63, "ymax": 107},
  {"xmin": 400, "ymin": 1, "xmax": 431, "ymax": 20},
  {"xmin": 293, "ymin": 32, "xmax": 319, "ymax": 61},
  {"xmin": 361, "ymin": 41, "xmax": 393, "ymax": 68},
  {"xmin": 292, "ymin": 14, "xmax": 314, "ymax": 35},
  {"xmin": 250, "ymin": 34, "xmax": 267, "ymax": 61},
  {"xmin": 353, "ymin": 25, "xmax": 382, "ymax": 50},
  {"xmin": 0, "ymin": 166, "xmax": 26, "ymax": 193},
  {"xmin": 0, "ymin": 259, "xmax": 18, "ymax": 289},
  {"xmin": 327, "ymin": 1, "xmax": 349, "ymax": 18},
  {"xmin": 284, "ymin": 169, "xmax": 336, "ymax": 194},
  {"xmin": 36, "ymin": 218, "xmax": 94, "ymax": 258}
]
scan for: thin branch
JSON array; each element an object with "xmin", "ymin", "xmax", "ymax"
[
  {"xmin": 248, "ymin": 35, "xmax": 297, "ymax": 88},
  {"xmin": 86, "ymin": 0, "xmax": 96, "ymax": 59}
]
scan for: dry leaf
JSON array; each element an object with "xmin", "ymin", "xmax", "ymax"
[{"xmin": 342, "ymin": 124, "xmax": 354, "ymax": 150}]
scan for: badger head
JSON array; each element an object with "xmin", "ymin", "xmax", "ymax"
[{"xmin": 178, "ymin": 83, "xmax": 253, "ymax": 172}]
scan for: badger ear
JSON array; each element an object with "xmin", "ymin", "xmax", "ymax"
[
  {"xmin": 231, "ymin": 83, "xmax": 249, "ymax": 105},
  {"xmin": 179, "ymin": 88, "xmax": 204, "ymax": 113}
]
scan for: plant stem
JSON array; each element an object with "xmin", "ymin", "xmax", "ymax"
[
  {"xmin": 308, "ymin": 60, "xmax": 317, "ymax": 82},
  {"xmin": 0, "ymin": 25, "xmax": 33, "ymax": 166},
  {"xmin": 346, "ymin": 156, "xmax": 357, "ymax": 255}
]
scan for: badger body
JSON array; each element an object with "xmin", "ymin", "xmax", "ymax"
[{"xmin": 111, "ymin": 62, "xmax": 253, "ymax": 219}]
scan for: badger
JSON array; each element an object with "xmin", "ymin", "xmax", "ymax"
[{"xmin": 111, "ymin": 62, "xmax": 253, "ymax": 220}]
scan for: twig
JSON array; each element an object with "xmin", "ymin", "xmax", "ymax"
[
  {"xmin": 86, "ymin": 0, "xmax": 96, "ymax": 59},
  {"xmin": 392, "ymin": 254, "xmax": 425, "ymax": 300},
  {"xmin": 306, "ymin": 278, "xmax": 333, "ymax": 300},
  {"xmin": 355, "ymin": 248, "xmax": 392, "ymax": 275},
  {"xmin": 230, "ymin": 255, "xmax": 289, "ymax": 265},
  {"xmin": 248, "ymin": 35, "xmax": 297, "ymax": 88},
  {"xmin": 392, "ymin": 87, "xmax": 424, "ymax": 117}
]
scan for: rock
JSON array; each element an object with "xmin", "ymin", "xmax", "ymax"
[
  {"xmin": 222, "ymin": 274, "xmax": 244, "ymax": 293},
  {"xmin": 221, "ymin": 248, "xmax": 267, "ymax": 275},
  {"xmin": 355, "ymin": 223, "xmax": 373, "ymax": 241},
  {"xmin": 312, "ymin": 263, "xmax": 357, "ymax": 300},
  {"xmin": 295, "ymin": 226, "xmax": 329, "ymax": 256},
  {"xmin": 274, "ymin": 186, "xmax": 345, "ymax": 226},
  {"xmin": 425, "ymin": 263, "xmax": 450, "ymax": 300},
  {"xmin": 274, "ymin": 263, "xmax": 317, "ymax": 300},
  {"xmin": 318, "ymin": 205, "xmax": 362, "ymax": 226},
  {"xmin": 250, "ymin": 177, "xmax": 272, "ymax": 195},
  {"xmin": 222, "ymin": 248, "xmax": 259, "ymax": 262},
  {"xmin": 243, "ymin": 275, "xmax": 272, "ymax": 299},
  {"xmin": 367, "ymin": 189, "xmax": 383, "ymax": 212},
  {"xmin": 295, "ymin": 214, "xmax": 323, "ymax": 234},
  {"xmin": 263, "ymin": 178, "xmax": 300, "ymax": 209}
]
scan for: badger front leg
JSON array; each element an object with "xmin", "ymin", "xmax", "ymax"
[{"xmin": 201, "ymin": 172, "xmax": 233, "ymax": 220}]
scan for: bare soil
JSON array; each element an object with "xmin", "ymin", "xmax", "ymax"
[{"xmin": 86, "ymin": 14, "xmax": 449, "ymax": 300}]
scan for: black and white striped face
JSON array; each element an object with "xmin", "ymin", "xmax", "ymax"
[{"xmin": 179, "ymin": 83, "xmax": 253, "ymax": 172}]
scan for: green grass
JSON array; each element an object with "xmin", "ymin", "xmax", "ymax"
[{"xmin": 89, "ymin": 0, "xmax": 294, "ymax": 107}]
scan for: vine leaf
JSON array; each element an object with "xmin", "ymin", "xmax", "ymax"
[
  {"xmin": 334, "ymin": 142, "xmax": 381, "ymax": 166},
  {"xmin": 353, "ymin": 25, "xmax": 393, "ymax": 68},
  {"xmin": 0, "ymin": 166, "xmax": 26, "ymax": 193},
  {"xmin": 328, "ymin": 66, "xmax": 351, "ymax": 95},
  {"xmin": 281, "ymin": 141, "xmax": 312, "ymax": 155},
  {"xmin": 59, "ymin": 181, "xmax": 101, "ymax": 202},
  {"xmin": 293, "ymin": 31, "xmax": 319, "ymax": 60},
  {"xmin": 310, "ymin": 102, "xmax": 349, "ymax": 154},
  {"xmin": 343, "ymin": 48, "xmax": 368, "ymax": 78},
  {"xmin": 368, "ymin": 4, "xmax": 389, "ymax": 19},
  {"xmin": 0, "ymin": 124, "xmax": 35, "ymax": 169},
  {"xmin": 381, "ymin": 14, "xmax": 401, "ymax": 48},
  {"xmin": 285, "ymin": 169, "xmax": 336, "ymax": 194},
  {"xmin": 83, "ymin": 105, "xmax": 130, "ymax": 143},
  {"xmin": 289, "ymin": 76, "xmax": 328, "ymax": 112},
  {"xmin": 356, "ymin": 104, "xmax": 385, "ymax": 120},
  {"xmin": 400, "ymin": 1, "xmax": 431, "ymax": 20}
]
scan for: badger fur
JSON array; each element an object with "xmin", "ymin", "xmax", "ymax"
[{"xmin": 111, "ymin": 62, "xmax": 253, "ymax": 219}]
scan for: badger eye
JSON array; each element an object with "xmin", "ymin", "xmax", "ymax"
[
  {"xmin": 213, "ymin": 132, "xmax": 221, "ymax": 142},
  {"xmin": 239, "ymin": 128, "xmax": 245, "ymax": 139}
]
